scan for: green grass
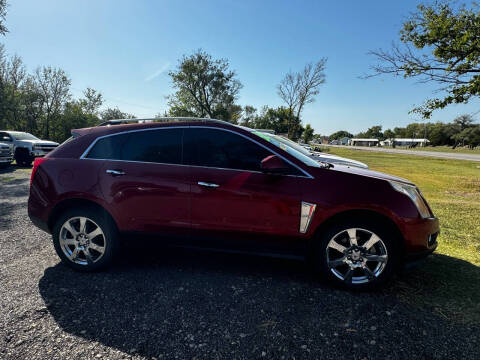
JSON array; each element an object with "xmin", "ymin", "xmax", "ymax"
[
  {"xmin": 384, "ymin": 145, "xmax": 480, "ymax": 154},
  {"xmin": 329, "ymin": 147, "xmax": 480, "ymax": 324}
]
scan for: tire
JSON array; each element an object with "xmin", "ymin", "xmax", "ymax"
[
  {"xmin": 52, "ymin": 206, "xmax": 119, "ymax": 272},
  {"xmin": 14, "ymin": 148, "xmax": 33, "ymax": 167},
  {"xmin": 313, "ymin": 217, "xmax": 399, "ymax": 290}
]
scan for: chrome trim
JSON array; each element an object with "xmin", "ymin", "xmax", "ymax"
[
  {"xmin": 79, "ymin": 125, "xmax": 313, "ymax": 179},
  {"xmin": 197, "ymin": 181, "xmax": 219, "ymax": 188},
  {"xmin": 106, "ymin": 169, "xmax": 126, "ymax": 176},
  {"xmin": 299, "ymin": 201, "xmax": 316, "ymax": 233}
]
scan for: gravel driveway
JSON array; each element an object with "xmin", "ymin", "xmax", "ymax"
[{"xmin": 1, "ymin": 168, "xmax": 479, "ymax": 359}]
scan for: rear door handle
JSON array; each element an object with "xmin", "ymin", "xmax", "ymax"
[
  {"xmin": 106, "ymin": 169, "xmax": 126, "ymax": 176},
  {"xmin": 197, "ymin": 181, "xmax": 219, "ymax": 188}
]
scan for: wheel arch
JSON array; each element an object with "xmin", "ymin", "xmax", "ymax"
[
  {"xmin": 310, "ymin": 209, "xmax": 406, "ymax": 262},
  {"xmin": 48, "ymin": 197, "xmax": 118, "ymax": 233}
]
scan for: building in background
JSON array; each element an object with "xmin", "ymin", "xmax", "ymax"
[
  {"xmin": 349, "ymin": 138, "xmax": 379, "ymax": 147},
  {"xmin": 381, "ymin": 138, "xmax": 430, "ymax": 147}
]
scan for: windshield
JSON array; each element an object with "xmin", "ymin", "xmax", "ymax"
[
  {"xmin": 11, "ymin": 132, "xmax": 39, "ymax": 141},
  {"xmin": 252, "ymin": 131, "xmax": 321, "ymax": 168}
]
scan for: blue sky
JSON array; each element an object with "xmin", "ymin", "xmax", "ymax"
[{"xmin": 3, "ymin": 0, "xmax": 479, "ymax": 134}]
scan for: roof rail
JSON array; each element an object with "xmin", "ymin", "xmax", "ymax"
[{"xmin": 97, "ymin": 117, "xmax": 230, "ymax": 127}]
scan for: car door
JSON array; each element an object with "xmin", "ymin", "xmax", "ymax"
[
  {"xmin": 184, "ymin": 126, "xmax": 303, "ymax": 252},
  {"xmin": 85, "ymin": 127, "xmax": 190, "ymax": 235}
]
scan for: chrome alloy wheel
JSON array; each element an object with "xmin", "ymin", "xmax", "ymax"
[
  {"xmin": 59, "ymin": 216, "xmax": 106, "ymax": 265},
  {"xmin": 326, "ymin": 228, "xmax": 388, "ymax": 285}
]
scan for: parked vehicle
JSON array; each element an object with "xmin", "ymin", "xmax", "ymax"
[
  {"xmin": 0, "ymin": 141, "xmax": 13, "ymax": 168},
  {"xmin": 255, "ymin": 131, "xmax": 369, "ymax": 169},
  {"xmin": 28, "ymin": 118, "xmax": 439, "ymax": 289},
  {"xmin": 0, "ymin": 131, "xmax": 59, "ymax": 166}
]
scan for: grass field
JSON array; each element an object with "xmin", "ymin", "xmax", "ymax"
[
  {"xmin": 328, "ymin": 147, "xmax": 480, "ymax": 324},
  {"xmin": 384, "ymin": 145, "xmax": 480, "ymax": 154}
]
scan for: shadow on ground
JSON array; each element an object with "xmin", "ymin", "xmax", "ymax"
[{"xmin": 38, "ymin": 242, "xmax": 480, "ymax": 359}]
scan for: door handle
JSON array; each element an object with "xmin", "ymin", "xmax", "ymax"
[
  {"xmin": 106, "ymin": 169, "xmax": 126, "ymax": 176},
  {"xmin": 197, "ymin": 181, "xmax": 219, "ymax": 188}
]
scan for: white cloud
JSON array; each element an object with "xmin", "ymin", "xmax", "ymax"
[{"xmin": 145, "ymin": 62, "xmax": 170, "ymax": 82}]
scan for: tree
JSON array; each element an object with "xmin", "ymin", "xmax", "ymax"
[
  {"xmin": 0, "ymin": 0, "xmax": 8, "ymax": 36},
  {"xmin": 249, "ymin": 106, "xmax": 305, "ymax": 139},
  {"xmin": 277, "ymin": 59, "xmax": 327, "ymax": 138},
  {"xmin": 383, "ymin": 129, "xmax": 395, "ymax": 139},
  {"xmin": 329, "ymin": 130, "xmax": 353, "ymax": 140},
  {"xmin": 303, "ymin": 124, "xmax": 314, "ymax": 143},
  {"xmin": 79, "ymin": 87, "xmax": 103, "ymax": 115},
  {"xmin": 240, "ymin": 105, "xmax": 257, "ymax": 127},
  {"xmin": 357, "ymin": 125, "xmax": 384, "ymax": 140},
  {"xmin": 453, "ymin": 114, "xmax": 474, "ymax": 130},
  {"xmin": 100, "ymin": 107, "xmax": 136, "ymax": 121},
  {"xmin": 35, "ymin": 66, "xmax": 71, "ymax": 139},
  {"xmin": 167, "ymin": 49, "xmax": 242, "ymax": 122},
  {"xmin": 367, "ymin": 2, "xmax": 480, "ymax": 118}
]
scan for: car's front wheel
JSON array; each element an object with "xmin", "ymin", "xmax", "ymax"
[
  {"xmin": 14, "ymin": 148, "xmax": 33, "ymax": 167},
  {"xmin": 52, "ymin": 207, "xmax": 118, "ymax": 271},
  {"xmin": 315, "ymin": 218, "xmax": 398, "ymax": 290}
]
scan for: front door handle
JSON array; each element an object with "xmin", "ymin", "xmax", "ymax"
[
  {"xmin": 197, "ymin": 181, "xmax": 219, "ymax": 188},
  {"xmin": 106, "ymin": 169, "xmax": 126, "ymax": 176}
]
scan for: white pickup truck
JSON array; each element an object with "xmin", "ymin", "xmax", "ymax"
[
  {"xmin": 0, "ymin": 141, "xmax": 13, "ymax": 168},
  {"xmin": 0, "ymin": 131, "xmax": 59, "ymax": 166}
]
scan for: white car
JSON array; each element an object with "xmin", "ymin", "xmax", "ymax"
[
  {"xmin": 0, "ymin": 131, "xmax": 59, "ymax": 166},
  {"xmin": 0, "ymin": 141, "xmax": 13, "ymax": 168},
  {"xmin": 254, "ymin": 131, "xmax": 369, "ymax": 169}
]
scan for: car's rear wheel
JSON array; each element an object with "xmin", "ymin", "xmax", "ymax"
[
  {"xmin": 52, "ymin": 207, "xmax": 118, "ymax": 271},
  {"xmin": 314, "ymin": 218, "xmax": 398, "ymax": 290}
]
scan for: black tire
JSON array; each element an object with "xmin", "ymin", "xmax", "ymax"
[
  {"xmin": 52, "ymin": 206, "xmax": 119, "ymax": 272},
  {"xmin": 14, "ymin": 148, "xmax": 33, "ymax": 167},
  {"xmin": 313, "ymin": 217, "xmax": 399, "ymax": 290}
]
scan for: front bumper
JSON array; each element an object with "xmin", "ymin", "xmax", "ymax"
[
  {"xmin": 402, "ymin": 216, "xmax": 439, "ymax": 258},
  {"xmin": 0, "ymin": 156, "xmax": 13, "ymax": 163},
  {"xmin": 31, "ymin": 149, "xmax": 51, "ymax": 157}
]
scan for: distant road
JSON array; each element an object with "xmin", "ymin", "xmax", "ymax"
[{"xmin": 326, "ymin": 145, "xmax": 480, "ymax": 162}]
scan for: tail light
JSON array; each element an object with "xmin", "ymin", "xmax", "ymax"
[{"xmin": 30, "ymin": 157, "xmax": 48, "ymax": 186}]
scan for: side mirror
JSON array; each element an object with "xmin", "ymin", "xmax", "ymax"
[{"xmin": 260, "ymin": 155, "xmax": 289, "ymax": 175}]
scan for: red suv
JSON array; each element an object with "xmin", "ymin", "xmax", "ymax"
[{"xmin": 28, "ymin": 118, "xmax": 439, "ymax": 289}]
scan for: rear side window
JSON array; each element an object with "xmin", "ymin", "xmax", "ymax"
[
  {"xmin": 183, "ymin": 128, "xmax": 274, "ymax": 172},
  {"xmin": 86, "ymin": 129, "xmax": 182, "ymax": 165},
  {"xmin": 86, "ymin": 133, "xmax": 129, "ymax": 160}
]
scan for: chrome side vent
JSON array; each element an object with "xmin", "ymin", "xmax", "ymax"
[{"xmin": 300, "ymin": 202, "xmax": 316, "ymax": 234}]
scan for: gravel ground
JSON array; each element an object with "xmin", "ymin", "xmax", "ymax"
[{"xmin": 1, "ymin": 167, "xmax": 479, "ymax": 359}]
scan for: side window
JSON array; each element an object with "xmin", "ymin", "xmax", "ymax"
[
  {"xmin": 86, "ymin": 129, "xmax": 182, "ymax": 165},
  {"xmin": 86, "ymin": 133, "xmax": 129, "ymax": 160},
  {"xmin": 184, "ymin": 128, "xmax": 288, "ymax": 172},
  {"xmin": 121, "ymin": 129, "xmax": 182, "ymax": 164},
  {"xmin": 0, "ymin": 132, "xmax": 12, "ymax": 142}
]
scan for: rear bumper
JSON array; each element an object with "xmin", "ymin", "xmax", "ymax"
[{"xmin": 29, "ymin": 214, "xmax": 51, "ymax": 234}]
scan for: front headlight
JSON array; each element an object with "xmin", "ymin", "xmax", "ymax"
[{"xmin": 389, "ymin": 181, "xmax": 431, "ymax": 218}]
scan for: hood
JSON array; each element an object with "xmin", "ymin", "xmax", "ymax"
[
  {"xmin": 310, "ymin": 152, "xmax": 369, "ymax": 169},
  {"xmin": 323, "ymin": 163, "xmax": 413, "ymax": 185}
]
